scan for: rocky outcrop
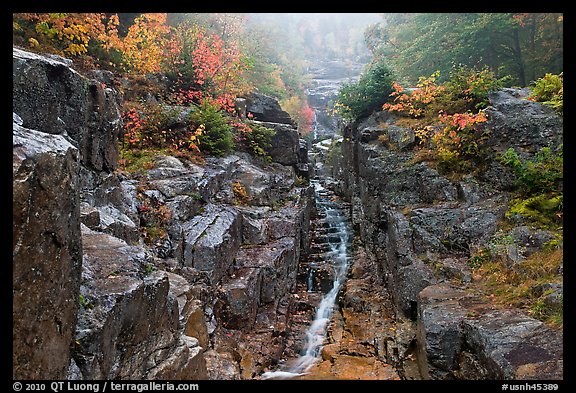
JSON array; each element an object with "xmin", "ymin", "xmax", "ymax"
[
  {"xmin": 417, "ymin": 284, "xmax": 563, "ymax": 380},
  {"xmin": 485, "ymin": 87, "xmax": 563, "ymax": 153},
  {"xmin": 245, "ymin": 92, "xmax": 295, "ymax": 126},
  {"xmin": 13, "ymin": 113, "xmax": 82, "ymax": 379},
  {"xmin": 72, "ymin": 227, "xmax": 209, "ymax": 379},
  {"xmin": 333, "ymin": 88, "xmax": 563, "ymax": 380},
  {"xmin": 13, "ymin": 48, "xmax": 312, "ymax": 380},
  {"xmin": 13, "ymin": 48, "xmax": 122, "ymax": 172},
  {"xmin": 263, "ymin": 122, "xmax": 302, "ymax": 167},
  {"xmin": 242, "ymin": 92, "xmax": 309, "ymax": 176}
]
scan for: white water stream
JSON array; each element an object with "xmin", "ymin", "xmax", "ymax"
[{"xmin": 262, "ymin": 180, "xmax": 351, "ymax": 379}]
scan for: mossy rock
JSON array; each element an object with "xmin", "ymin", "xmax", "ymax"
[{"xmin": 505, "ymin": 193, "xmax": 562, "ymax": 229}]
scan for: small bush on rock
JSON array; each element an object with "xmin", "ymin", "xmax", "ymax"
[
  {"xmin": 188, "ymin": 99, "xmax": 234, "ymax": 157},
  {"xmin": 528, "ymin": 73, "xmax": 563, "ymax": 113}
]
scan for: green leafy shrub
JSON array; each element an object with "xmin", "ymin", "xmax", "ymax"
[
  {"xmin": 442, "ymin": 65, "xmax": 505, "ymax": 112},
  {"xmin": 117, "ymin": 147, "xmax": 160, "ymax": 175},
  {"xmin": 506, "ymin": 194, "xmax": 562, "ymax": 229},
  {"xmin": 79, "ymin": 294, "xmax": 94, "ymax": 309},
  {"xmin": 528, "ymin": 73, "xmax": 563, "ymax": 113},
  {"xmin": 499, "ymin": 146, "xmax": 563, "ymax": 229},
  {"xmin": 335, "ymin": 58, "xmax": 395, "ymax": 121},
  {"xmin": 235, "ymin": 120, "xmax": 276, "ymax": 162},
  {"xmin": 189, "ymin": 99, "xmax": 234, "ymax": 157},
  {"xmin": 499, "ymin": 146, "xmax": 563, "ymax": 196}
]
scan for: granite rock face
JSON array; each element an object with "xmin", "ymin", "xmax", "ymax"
[
  {"xmin": 13, "ymin": 115, "xmax": 82, "ymax": 379},
  {"xmin": 13, "ymin": 48, "xmax": 122, "ymax": 172},
  {"xmin": 333, "ymin": 88, "xmax": 563, "ymax": 379},
  {"xmin": 485, "ymin": 88, "xmax": 563, "ymax": 153},
  {"xmin": 417, "ymin": 284, "xmax": 563, "ymax": 380}
]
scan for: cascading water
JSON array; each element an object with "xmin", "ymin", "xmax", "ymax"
[
  {"xmin": 262, "ymin": 179, "xmax": 352, "ymax": 379},
  {"xmin": 311, "ymin": 110, "xmax": 318, "ymax": 141}
]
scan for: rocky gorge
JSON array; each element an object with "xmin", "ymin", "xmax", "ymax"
[{"xmin": 13, "ymin": 46, "xmax": 563, "ymax": 382}]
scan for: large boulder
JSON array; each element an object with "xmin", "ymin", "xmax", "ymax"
[
  {"xmin": 243, "ymin": 93, "xmax": 311, "ymax": 172},
  {"xmin": 13, "ymin": 114, "xmax": 82, "ymax": 379},
  {"xmin": 259, "ymin": 121, "xmax": 302, "ymax": 166},
  {"xmin": 13, "ymin": 48, "xmax": 122, "ymax": 172},
  {"xmin": 74, "ymin": 227, "xmax": 184, "ymax": 379},
  {"xmin": 146, "ymin": 336, "xmax": 207, "ymax": 379},
  {"xmin": 417, "ymin": 283, "xmax": 563, "ymax": 380},
  {"xmin": 485, "ymin": 87, "xmax": 563, "ymax": 153},
  {"xmin": 245, "ymin": 92, "xmax": 295, "ymax": 126},
  {"xmin": 78, "ymin": 170, "xmax": 140, "ymax": 244}
]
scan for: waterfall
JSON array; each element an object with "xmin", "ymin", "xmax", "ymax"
[{"xmin": 261, "ymin": 180, "xmax": 351, "ymax": 379}]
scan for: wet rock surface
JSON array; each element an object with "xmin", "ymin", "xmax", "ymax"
[
  {"xmin": 417, "ymin": 284, "xmax": 563, "ymax": 380},
  {"xmin": 13, "ymin": 47, "xmax": 562, "ymax": 382},
  {"xmin": 485, "ymin": 88, "xmax": 563, "ymax": 153},
  {"xmin": 13, "ymin": 115, "xmax": 82, "ymax": 379},
  {"xmin": 260, "ymin": 181, "xmax": 403, "ymax": 380},
  {"xmin": 244, "ymin": 92, "xmax": 295, "ymax": 126},
  {"xmin": 302, "ymin": 246, "xmax": 402, "ymax": 380},
  {"xmin": 13, "ymin": 48, "xmax": 122, "ymax": 172},
  {"xmin": 333, "ymin": 88, "xmax": 563, "ymax": 380},
  {"xmin": 13, "ymin": 48, "xmax": 312, "ymax": 380},
  {"xmin": 74, "ymin": 227, "xmax": 191, "ymax": 379}
]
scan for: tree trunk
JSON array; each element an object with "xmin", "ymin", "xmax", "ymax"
[
  {"xmin": 512, "ymin": 28, "xmax": 526, "ymax": 86},
  {"xmin": 528, "ymin": 14, "xmax": 537, "ymax": 82}
]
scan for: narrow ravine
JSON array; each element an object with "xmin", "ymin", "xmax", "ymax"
[
  {"xmin": 13, "ymin": 14, "xmax": 563, "ymax": 382},
  {"xmin": 262, "ymin": 180, "xmax": 353, "ymax": 379},
  {"xmin": 261, "ymin": 58, "xmax": 404, "ymax": 380}
]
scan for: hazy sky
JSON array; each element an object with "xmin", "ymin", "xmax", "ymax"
[{"xmin": 246, "ymin": 13, "xmax": 382, "ymax": 61}]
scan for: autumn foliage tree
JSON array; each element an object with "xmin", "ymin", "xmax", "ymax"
[
  {"xmin": 13, "ymin": 12, "xmax": 308, "ymax": 163},
  {"xmin": 13, "ymin": 13, "xmax": 110, "ymax": 56},
  {"xmin": 102, "ymin": 13, "xmax": 170, "ymax": 74},
  {"xmin": 383, "ymin": 72, "xmax": 445, "ymax": 118},
  {"xmin": 163, "ymin": 20, "xmax": 252, "ymax": 112},
  {"xmin": 281, "ymin": 95, "xmax": 315, "ymax": 135}
]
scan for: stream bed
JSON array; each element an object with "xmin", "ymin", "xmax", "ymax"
[{"xmin": 261, "ymin": 180, "xmax": 353, "ymax": 379}]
